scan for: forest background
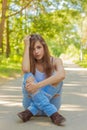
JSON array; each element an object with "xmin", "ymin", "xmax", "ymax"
[{"xmin": 0, "ymin": 0, "xmax": 87, "ymax": 80}]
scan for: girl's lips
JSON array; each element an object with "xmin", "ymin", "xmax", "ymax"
[{"xmin": 35, "ymin": 55, "xmax": 40, "ymax": 57}]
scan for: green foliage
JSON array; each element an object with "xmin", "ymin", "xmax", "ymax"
[
  {"xmin": 83, "ymin": 49, "xmax": 87, "ymax": 60},
  {"xmin": 1, "ymin": 0, "xmax": 87, "ymax": 79},
  {"xmin": 30, "ymin": 10, "xmax": 71, "ymax": 38},
  {"xmin": 65, "ymin": 44, "xmax": 80, "ymax": 60},
  {"xmin": 47, "ymin": 39, "xmax": 67, "ymax": 57}
]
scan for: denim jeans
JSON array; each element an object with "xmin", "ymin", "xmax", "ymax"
[{"xmin": 22, "ymin": 73, "xmax": 63, "ymax": 116}]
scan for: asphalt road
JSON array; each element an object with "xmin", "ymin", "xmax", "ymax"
[{"xmin": 0, "ymin": 62, "xmax": 87, "ymax": 130}]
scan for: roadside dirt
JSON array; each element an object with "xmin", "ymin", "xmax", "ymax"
[{"xmin": 0, "ymin": 77, "xmax": 19, "ymax": 85}]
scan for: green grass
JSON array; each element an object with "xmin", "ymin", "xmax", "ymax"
[
  {"xmin": 0, "ymin": 57, "xmax": 22, "ymax": 79},
  {"xmin": 76, "ymin": 60, "xmax": 87, "ymax": 68}
]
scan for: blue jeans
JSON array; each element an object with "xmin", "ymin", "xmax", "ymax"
[{"xmin": 22, "ymin": 73, "xmax": 63, "ymax": 116}]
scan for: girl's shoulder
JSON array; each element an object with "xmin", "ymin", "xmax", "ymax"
[
  {"xmin": 50, "ymin": 56, "xmax": 62, "ymax": 64},
  {"xmin": 51, "ymin": 57, "xmax": 63, "ymax": 72}
]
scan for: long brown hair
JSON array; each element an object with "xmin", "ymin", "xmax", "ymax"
[{"xmin": 29, "ymin": 34, "xmax": 53, "ymax": 78}]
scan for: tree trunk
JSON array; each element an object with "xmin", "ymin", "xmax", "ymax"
[
  {"xmin": 0, "ymin": 0, "xmax": 7, "ymax": 54},
  {"xmin": 6, "ymin": 19, "xmax": 10, "ymax": 57}
]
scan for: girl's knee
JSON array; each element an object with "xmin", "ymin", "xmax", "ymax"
[
  {"xmin": 23, "ymin": 72, "xmax": 35, "ymax": 83},
  {"xmin": 22, "ymin": 72, "xmax": 34, "ymax": 88},
  {"xmin": 24, "ymin": 72, "xmax": 34, "ymax": 80}
]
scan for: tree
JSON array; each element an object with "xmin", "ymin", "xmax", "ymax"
[{"xmin": 0, "ymin": 0, "xmax": 7, "ymax": 54}]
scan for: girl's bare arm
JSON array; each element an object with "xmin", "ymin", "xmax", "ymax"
[{"xmin": 22, "ymin": 35, "xmax": 31, "ymax": 73}]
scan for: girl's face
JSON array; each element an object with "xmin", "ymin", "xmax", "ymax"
[{"xmin": 33, "ymin": 41, "xmax": 44, "ymax": 61}]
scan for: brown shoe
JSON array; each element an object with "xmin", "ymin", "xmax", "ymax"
[
  {"xmin": 17, "ymin": 109, "xmax": 33, "ymax": 122},
  {"xmin": 50, "ymin": 112, "xmax": 66, "ymax": 126}
]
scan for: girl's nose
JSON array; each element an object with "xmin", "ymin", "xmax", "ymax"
[{"xmin": 35, "ymin": 49, "xmax": 38, "ymax": 53}]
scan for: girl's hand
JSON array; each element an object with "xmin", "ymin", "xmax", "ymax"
[
  {"xmin": 23, "ymin": 35, "xmax": 31, "ymax": 47},
  {"xmin": 26, "ymin": 77, "xmax": 38, "ymax": 94},
  {"xmin": 26, "ymin": 76, "xmax": 34, "ymax": 83},
  {"xmin": 26, "ymin": 82, "xmax": 38, "ymax": 94}
]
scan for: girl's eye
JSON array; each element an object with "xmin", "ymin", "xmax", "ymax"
[
  {"xmin": 33, "ymin": 45, "xmax": 42, "ymax": 51},
  {"xmin": 37, "ymin": 46, "xmax": 41, "ymax": 49}
]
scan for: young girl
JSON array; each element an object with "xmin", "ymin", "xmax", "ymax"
[{"xmin": 17, "ymin": 34, "xmax": 66, "ymax": 126}]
